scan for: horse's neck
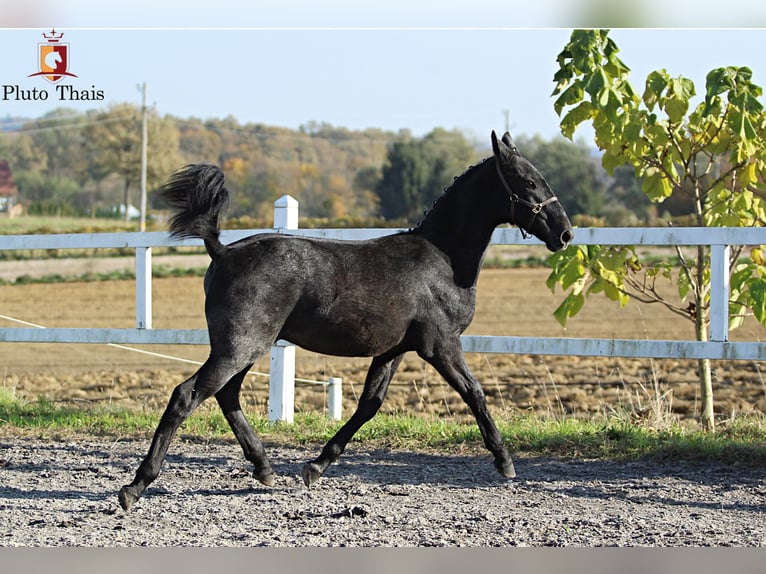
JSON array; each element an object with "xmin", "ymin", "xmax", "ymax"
[{"xmin": 413, "ymin": 165, "xmax": 497, "ymax": 287}]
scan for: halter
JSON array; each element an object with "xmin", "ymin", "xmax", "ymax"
[{"xmin": 495, "ymin": 157, "xmax": 559, "ymax": 239}]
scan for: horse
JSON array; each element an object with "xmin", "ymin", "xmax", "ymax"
[{"xmin": 118, "ymin": 131, "xmax": 573, "ymax": 511}]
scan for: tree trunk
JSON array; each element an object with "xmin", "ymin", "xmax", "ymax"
[
  {"xmin": 694, "ymin": 243, "xmax": 715, "ymax": 431},
  {"xmin": 123, "ymin": 180, "xmax": 131, "ymax": 222},
  {"xmin": 698, "ymin": 357, "xmax": 715, "ymax": 432},
  {"xmin": 693, "ymin": 189, "xmax": 715, "ymax": 431}
]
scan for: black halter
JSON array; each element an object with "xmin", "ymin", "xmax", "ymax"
[{"xmin": 495, "ymin": 157, "xmax": 559, "ymax": 239}]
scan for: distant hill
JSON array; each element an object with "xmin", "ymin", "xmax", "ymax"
[{"xmin": 0, "ymin": 116, "xmax": 31, "ymax": 132}]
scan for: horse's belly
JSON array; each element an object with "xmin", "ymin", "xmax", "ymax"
[{"xmin": 279, "ymin": 309, "xmax": 408, "ymax": 357}]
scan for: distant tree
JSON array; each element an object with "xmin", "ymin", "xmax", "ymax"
[
  {"xmin": 377, "ymin": 128, "xmax": 477, "ymax": 221},
  {"xmin": 352, "ymin": 166, "xmax": 382, "ymax": 216},
  {"xmin": 607, "ymin": 164, "xmax": 653, "ymax": 222},
  {"xmin": 176, "ymin": 117, "xmax": 223, "ymax": 163},
  {"xmin": 28, "ymin": 108, "xmax": 85, "ymax": 180},
  {"xmin": 516, "ymin": 135, "xmax": 606, "ymax": 218},
  {"xmin": 83, "ymin": 104, "xmax": 181, "ymax": 221},
  {"xmin": 13, "ymin": 170, "xmax": 82, "ymax": 215},
  {"xmin": 377, "ymin": 139, "xmax": 432, "ymax": 220}
]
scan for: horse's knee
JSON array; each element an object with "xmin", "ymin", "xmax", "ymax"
[{"xmin": 165, "ymin": 382, "xmax": 199, "ymax": 418}]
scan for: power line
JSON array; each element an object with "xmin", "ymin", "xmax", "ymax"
[{"xmin": 1, "ymin": 113, "xmax": 140, "ymax": 135}]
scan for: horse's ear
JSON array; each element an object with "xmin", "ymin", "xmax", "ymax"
[
  {"xmin": 491, "ymin": 130, "xmax": 502, "ymax": 157},
  {"xmin": 491, "ymin": 130, "xmax": 518, "ymax": 162},
  {"xmin": 502, "ymin": 132, "xmax": 518, "ymax": 153}
]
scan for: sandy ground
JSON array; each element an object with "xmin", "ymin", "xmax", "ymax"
[{"xmin": 1, "ymin": 437, "xmax": 765, "ymax": 546}]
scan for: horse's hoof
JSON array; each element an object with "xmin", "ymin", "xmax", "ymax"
[
  {"xmin": 301, "ymin": 462, "xmax": 322, "ymax": 488},
  {"xmin": 496, "ymin": 460, "xmax": 516, "ymax": 479},
  {"xmin": 118, "ymin": 485, "xmax": 139, "ymax": 512},
  {"xmin": 254, "ymin": 469, "xmax": 276, "ymax": 487}
]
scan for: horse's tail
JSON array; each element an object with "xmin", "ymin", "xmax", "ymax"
[{"xmin": 159, "ymin": 163, "xmax": 231, "ymax": 260}]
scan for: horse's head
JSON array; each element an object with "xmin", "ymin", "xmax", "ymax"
[{"xmin": 491, "ymin": 131, "xmax": 573, "ymax": 251}]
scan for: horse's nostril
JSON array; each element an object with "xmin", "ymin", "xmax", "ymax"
[{"xmin": 561, "ymin": 229, "xmax": 573, "ymax": 245}]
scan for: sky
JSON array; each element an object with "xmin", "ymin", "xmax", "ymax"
[{"xmin": 2, "ymin": 3, "xmax": 766, "ymax": 147}]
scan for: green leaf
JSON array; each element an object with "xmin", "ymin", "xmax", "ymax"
[
  {"xmin": 678, "ymin": 268, "xmax": 692, "ymax": 301},
  {"xmin": 747, "ymin": 278, "xmax": 766, "ymax": 326},
  {"xmin": 706, "ymin": 67, "xmax": 735, "ymax": 103},
  {"xmin": 665, "ymin": 96, "xmax": 689, "ymax": 124},
  {"xmin": 641, "ymin": 168, "xmax": 674, "ymax": 201},
  {"xmin": 598, "ymin": 86, "xmax": 611, "ymax": 107},
  {"xmin": 751, "ymin": 247, "xmax": 766, "ymax": 266},
  {"xmin": 558, "ymin": 254, "xmax": 587, "ymax": 291},
  {"xmin": 585, "ymin": 68, "xmax": 608, "ymax": 98},
  {"xmin": 643, "ymin": 70, "xmax": 668, "ymax": 110},
  {"xmin": 553, "ymin": 82, "xmax": 585, "ymax": 115},
  {"xmin": 553, "ymin": 292, "xmax": 586, "ymax": 327},
  {"xmin": 559, "ymin": 101, "xmax": 594, "ymax": 139}
]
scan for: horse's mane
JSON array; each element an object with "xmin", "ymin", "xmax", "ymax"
[{"xmin": 409, "ymin": 157, "xmax": 492, "ymax": 232}]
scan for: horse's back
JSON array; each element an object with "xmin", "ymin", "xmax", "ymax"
[{"xmin": 201, "ymin": 232, "xmax": 470, "ymax": 357}]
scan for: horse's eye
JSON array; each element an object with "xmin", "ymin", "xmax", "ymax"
[{"xmin": 523, "ymin": 178, "xmax": 536, "ymax": 190}]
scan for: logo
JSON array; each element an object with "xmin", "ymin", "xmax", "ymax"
[
  {"xmin": 2, "ymin": 29, "xmax": 104, "ymax": 103},
  {"xmin": 28, "ymin": 29, "xmax": 78, "ymax": 83}
]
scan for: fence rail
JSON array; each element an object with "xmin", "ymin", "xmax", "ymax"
[{"xmin": 1, "ymin": 196, "xmax": 765, "ymax": 421}]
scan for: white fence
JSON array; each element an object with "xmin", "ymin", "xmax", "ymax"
[{"xmin": 1, "ymin": 195, "xmax": 765, "ymax": 421}]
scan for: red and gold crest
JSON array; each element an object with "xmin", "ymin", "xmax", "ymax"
[{"xmin": 28, "ymin": 29, "xmax": 78, "ymax": 83}]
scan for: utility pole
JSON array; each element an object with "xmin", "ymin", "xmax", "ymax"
[
  {"xmin": 502, "ymin": 109, "xmax": 510, "ymax": 133},
  {"xmin": 139, "ymin": 82, "xmax": 148, "ymax": 232}
]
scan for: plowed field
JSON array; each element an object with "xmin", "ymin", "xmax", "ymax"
[{"xmin": 1, "ymin": 263, "xmax": 764, "ymax": 423}]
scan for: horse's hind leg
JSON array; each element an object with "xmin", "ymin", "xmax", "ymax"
[
  {"xmin": 301, "ymin": 353, "xmax": 403, "ymax": 487},
  {"xmin": 423, "ymin": 341, "xmax": 515, "ymax": 479},
  {"xmin": 215, "ymin": 367, "xmax": 274, "ymax": 486},
  {"xmin": 118, "ymin": 356, "xmax": 249, "ymax": 511}
]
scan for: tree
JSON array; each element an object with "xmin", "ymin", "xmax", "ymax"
[
  {"xmin": 607, "ymin": 164, "xmax": 652, "ymax": 221},
  {"xmin": 377, "ymin": 128, "xmax": 477, "ymax": 221},
  {"xmin": 83, "ymin": 104, "xmax": 181, "ymax": 222},
  {"xmin": 516, "ymin": 135, "xmax": 606, "ymax": 218},
  {"xmin": 26, "ymin": 109, "xmax": 87, "ymax": 180},
  {"xmin": 548, "ymin": 29, "xmax": 766, "ymax": 430}
]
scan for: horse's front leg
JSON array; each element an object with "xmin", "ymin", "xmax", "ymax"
[
  {"xmin": 423, "ymin": 341, "xmax": 515, "ymax": 478},
  {"xmin": 301, "ymin": 353, "xmax": 403, "ymax": 487}
]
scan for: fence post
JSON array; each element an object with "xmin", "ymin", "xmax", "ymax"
[
  {"xmin": 710, "ymin": 244, "xmax": 730, "ymax": 342},
  {"xmin": 328, "ymin": 377, "xmax": 342, "ymax": 421},
  {"xmin": 269, "ymin": 341, "xmax": 295, "ymax": 423},
  {"xmin": 273, "ymin": 195, "xmax": 299, "ymax": 230},
  {"xmin": 269, "ymin": 195, "xmax": 299, "ymax": 422},
  {"xmin": 135, "ymin": 246, "xmax": 152, "ymax": 329}
]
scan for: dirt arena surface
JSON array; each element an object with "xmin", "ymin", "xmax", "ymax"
[{"xmin": 1, "ymin": 437, "xmax": 765, "ymax": 546}]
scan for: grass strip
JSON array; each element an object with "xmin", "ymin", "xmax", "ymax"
[{"xmin": 2, "ymin": 389, "xmax": 764, "ymax": 466}]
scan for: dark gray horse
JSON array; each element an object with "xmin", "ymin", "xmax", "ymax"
[{"xmin": 118, "ymin": 131, "xmax": 573, "ymax": 511}]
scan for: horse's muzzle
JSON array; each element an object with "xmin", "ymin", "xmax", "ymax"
[{"xmin": 560, "ymin": 228, "xmax": 574, "ymax": 249}]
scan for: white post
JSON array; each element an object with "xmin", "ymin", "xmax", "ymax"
[
  {"xmin": 269, "ymin": 341, "xmax": 295, "ymax": 423},
  {"xmin": 273, "ymin": 195, "xmax": 299, "ymax": 230},
  {"xmin": 135, "ymin": 247, "xmax": 152, "ymax": 329},
  {"xmin": 710, "ymin": 244, "xmax": 730, "ymax": 342},
  {"xmin": 328, "ymin": 377, "xmax": 342, "ymax": 421},
  {"xmin": 269, "ymin": 195, "xmax": 299, "ymax": 422}
]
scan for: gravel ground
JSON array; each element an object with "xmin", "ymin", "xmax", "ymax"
[{"xmin": 1, "ymin": 437, "xmax": 764, "ymax": 547}]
